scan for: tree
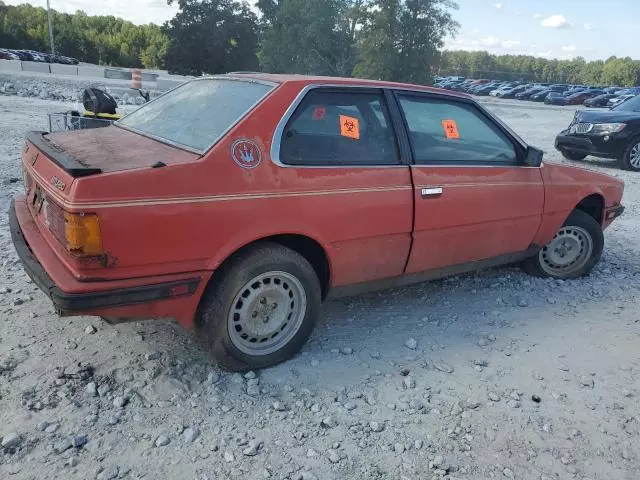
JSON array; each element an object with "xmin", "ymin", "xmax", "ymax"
[
  {"xmin": 354, "ymin": 0, "xmax": 459, "ymax": 83},
  {"xmin": 257, "ymin": 0, "xmax": 361, "ymax": 76},
  {"xmin": 163, "ymin": 0, "xmax": 259, "ymax": 76},
  {"xmin": 0, "ymin": 3, "xmax": 172, "ymax": 67}
]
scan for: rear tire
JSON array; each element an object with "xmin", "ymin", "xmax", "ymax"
[
  {"xmin": 522, "ymin": 210, "xmax": 603, "ymax": 279},
  {"xmin": 561, "ymin": 150, "xmax": 587, "ymax": 161},
  {"xmin": 195, "ymin": 243, "xmax": 321, "ymax": 371},
  {"xmin": 618, "ymin": 136, "xmax": 640, "ymax": 171}
]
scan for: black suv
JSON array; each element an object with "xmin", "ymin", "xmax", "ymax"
[{"xmin": 555, "ymin": 95, "xmax": 640, "ymax": 171}]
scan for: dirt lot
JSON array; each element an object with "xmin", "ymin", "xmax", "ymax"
[{"xmin": 0, "ymin": 91, "xmax": 639, "ymax": 480}]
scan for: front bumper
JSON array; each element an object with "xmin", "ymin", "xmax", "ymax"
[
  {"xmin": 555, "ymin": 130, "xmax": 629, "ymax": 159},
  {"xmin": 605, "ymin": 204, "xmax": 625, "ymax": 222},
  {"xmin": 9, "ymin": 198, "xmax": 200, "ymax": 315}
]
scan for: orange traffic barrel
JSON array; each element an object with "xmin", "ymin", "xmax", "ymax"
[{"xmin": 131, "ymin": 69, "xmax": 142, "ymax": 89}]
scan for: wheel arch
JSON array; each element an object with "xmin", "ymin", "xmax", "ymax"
[
  {"xmin": 206, "ymin": 233, "xmax": 332, "ymax": 300},
  {"xmin": 574, "ymin": 193, "xmax": 605, "ymax": 225}
]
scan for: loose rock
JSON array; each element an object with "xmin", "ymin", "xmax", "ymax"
[
  {"xmin": 1, "ymin": 432, "xmax": 21, "ymax": 449},
  {"xmin": 405, "ymin": 338, "xmax": 417, "ymax": 350},
  {"xmin": 183, "ymin": 427, "xmax": 200, "ymax": 443}
]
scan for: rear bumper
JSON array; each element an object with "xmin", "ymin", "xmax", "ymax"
[{"xmin": 10, "ymin": 197, "xmax": 201, "ymax": 316}]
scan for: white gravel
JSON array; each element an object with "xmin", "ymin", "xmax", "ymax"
[{"xmin": 0, "ymin": 93, "xmax": 639, "ymax": 479}]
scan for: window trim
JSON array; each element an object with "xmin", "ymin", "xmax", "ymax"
[
  {"xmin": 116, "ymin": 76, "xmax": 279, "ymax": 155},
  {"xmin": 390, "ymin": 89, "xmax": 530, "ymax": 167},
  {"xmin": 271, "ymin": 85, "xmax": 409, "ymax": 168}
]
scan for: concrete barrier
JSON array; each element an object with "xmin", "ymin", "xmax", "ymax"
[
  {"xmin": 104, "ymin": 68, "xmax": 132, "ymax": 80},
  {"xmin": 0, "ymin": 60, "xmax": 22, "ymax": 72},
  {"xmin": 141, "ymin": 72, "xmax": 159, "ymax": 82},
  {"xmin": 21, "ymin": 61, "xmax": 51, "ymax": 73},
  {"xmin": 50, "ymin": 64, "xmax": 79, "ymax": 76},
  {"xmin": 77, "ymin": 65, "xmax": 106, "ymax": 78},
  {"xmin": 157, "ymin": 78, "xmax": 187, "ymax": 91}
]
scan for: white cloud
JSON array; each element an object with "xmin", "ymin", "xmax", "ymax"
[
  {"xmin": 533, "ymin": 13, "xmax": 542, "ymax": 19},
  {"xmin": 561, "ymin": 45, "xmax": 577, "ymax": 52},
  {"xmin": 493, "ymin": 3, "xmax": 504, "ymax": 9},
  {"xmin": 501, "ymin": 40, "xmax": 521, "ymax": 49},
  {"xmin": 541, "ymin": 14, "xmax": 570, "ymax": 29},
  {"xmin": 584, "ymin": 22, "xmax": 594, "ymax": 31},
  {"xmin": 480, "ymin": 36, "xmax": 501, "ymax": 46}
]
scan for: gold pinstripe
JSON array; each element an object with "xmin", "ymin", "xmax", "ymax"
[{"xmin": 25, "ymin": 163, "xmax": 412, "ymax": 210}]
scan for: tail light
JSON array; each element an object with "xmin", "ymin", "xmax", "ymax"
[{"xmin": 44, "ymin": 199, "xmax": 104, "ymax": 256}]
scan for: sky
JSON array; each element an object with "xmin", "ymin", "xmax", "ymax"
[
  {"xmin": 447, "ymin": 0, "xmax": 639, "ymax": 60},
  {"xmin": 6, "ymin": 0, "xmax": 639, "ymax": 61}
]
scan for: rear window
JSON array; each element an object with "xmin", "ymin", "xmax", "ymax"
[{"xmin": 117, "ymin": 78, "xmax": 274, "ymax": 153}]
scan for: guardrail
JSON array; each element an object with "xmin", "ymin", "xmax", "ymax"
[{"xmin": 0, "ymin": 60, "xmax": 164, "ymax": 86}]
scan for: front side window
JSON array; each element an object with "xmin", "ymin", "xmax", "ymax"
[
  {"xmin": 398, "ymin": 95, "xmax": 519, "ymax": 165},
  {"xmin": 279, "ymin": 89, "xmax": 399, "ymax": 166},
  {"xmin": 118, "ymin": 79, "xmax": 274, "ymax": 153}
]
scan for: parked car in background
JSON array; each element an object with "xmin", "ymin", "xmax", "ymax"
[
  {"xmin": 0, "ymin": 48, "xmax": 80, "ymax": 65},
  {"xmin": 609, "ymin": 94, "xmax": 636, "ymax": 107},
  {"xmin": 0, "ymin": 48, "xmax": 20, "ymax": 60},
  {"xmin": 515, "ymin": 87, "xmax": 546, "ymax": 100},
  {"xmin": 556, "ymin": 92, "xmax": 640, "ymax": 170},
  {"xmin": 584, "ymin": 94, "xmax": 619, "ymax": 108},
  {"xmin": 530, "ymin": 85, "xmax": 570, "ymax": 102},
  {"xmin": 10, "ymin": 74, "xmax": 625, "ymax": 370},
  {"xmin": 547, "ymin": 90, "xmax": 603, "ymax": 106},
  {"xmin": 497, "ymin": 85, "xmax": 529, "ymax": 98},
  {"xmin": 490, "ymin": 83, "xmax": 519, "ymax": 97}
]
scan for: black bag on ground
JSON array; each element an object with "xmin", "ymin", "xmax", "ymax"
[{"xmin": 82, "ymin": 87, "xmax": 117, "ymax": 116}]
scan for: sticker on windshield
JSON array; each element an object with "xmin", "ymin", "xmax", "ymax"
[
  {"xmin": 231, "ymin": 139, "xmax": 262, "ymax": 169},
  {"xmin": 340, "ymin": 115, "xmax": 360, "ymax": 140},
  {"xmin": 442, "ymin": 119, "xmax": 460, "ymax": 139},
  {"xmin": 312, "ymin": 107, "xmax": 326, "ymax": 120}
]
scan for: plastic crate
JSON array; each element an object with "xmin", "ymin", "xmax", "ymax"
[{"xmin": 48, "ymin": 112, "xmax": 115, "ymax": 133}]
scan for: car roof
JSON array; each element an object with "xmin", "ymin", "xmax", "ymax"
[{"xmin": 221, "ymin": 73, "xmax": 471, "ymax": 99}]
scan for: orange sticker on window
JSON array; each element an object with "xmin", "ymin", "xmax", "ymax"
[
  {"xmin": 340, "ymin": 115, "xmax": 360, "ymax": 140},
  {"xmin": 312, "ymin": 107, "xmax": 326, "ymax": 120},
  {"xmin": 442, "ymin": 119, "xmax": 460, "ymax": 139}
]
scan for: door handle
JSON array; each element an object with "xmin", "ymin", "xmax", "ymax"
[{"xmin": 421, "ymin": 187, "xmax": 443, "ymax": 198}]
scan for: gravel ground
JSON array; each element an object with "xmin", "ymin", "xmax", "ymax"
[{"xmin": 0, "ymin": 87, "xmax": 639, "ymax": 480}]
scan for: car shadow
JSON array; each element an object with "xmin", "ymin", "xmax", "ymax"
[{"xmin": 124, "ymin": 242, "xmax": 639, "ymax": 397}]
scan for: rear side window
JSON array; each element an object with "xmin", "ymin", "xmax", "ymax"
[
  {"xmin": 279, "ymin": 89, "xmax": 399, "ymax": 166},
  {"xmin": 118, "ymin": 79, "xmax": 274, "ymax": 153},
  {"xmin": 398, "ymin": 95, "xmax": 518, "ymax": 166}
]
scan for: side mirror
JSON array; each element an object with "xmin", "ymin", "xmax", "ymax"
[{"xmin": 524, "ymin": 146, "xmax": 543, "ymax": 167}]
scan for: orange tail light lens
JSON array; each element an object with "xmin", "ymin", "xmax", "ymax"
[
  {"xmin": 44, "ymin": 198, "xmax": 104, "ymax": 257},
  {"xmin": 64, "ymin": 212, "xmax": 103, "ymax": 256}
]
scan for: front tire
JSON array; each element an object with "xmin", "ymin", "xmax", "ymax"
[
  {"xmin": 522, "ymin": 210, "xmax": 603, "ymax": 279},
  {"xmin": 195, "ymin": 243, "xmax": 321, "ymax": 371},
  {"xmin": 618, "ymin": 136, "xmax": 640, "ymax": 171},
  {"xmin": 561, "ymin": 150, "xmax": 587, "ymax": 161}
]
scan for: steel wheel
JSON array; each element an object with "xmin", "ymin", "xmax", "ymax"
[
  {"xmin": 630, "ymin": 142, "xmax": 640, "ymax": 168},
  {"xmin": 538, "ymin": 226, "xmax": 594, "ymax": 277},
  {"xmin": 227, "ymin": 271, "xmax": 307, "ymax": 356}
]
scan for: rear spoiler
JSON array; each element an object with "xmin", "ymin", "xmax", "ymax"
[{"xmin": 26, "ymin": 131, "xmax": 102, "ymax": 178}]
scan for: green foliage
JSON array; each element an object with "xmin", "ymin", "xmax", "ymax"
[
  {"xmin": 353, "ymin": 0, "xmax": 459, "ymax": 83},
  {"xmin": 0, "ymin": 3, "xmax": 169, "ymax": 68},
  {"xmin": 163, "ymin": 0, "xmax": 259, "ymax": 76},
  {"xmin": 256, "ymin": 0, "xmax": 359, "ymax": 76},
  {"xmin": 4, "ymin": 1, "xmax": 637, "ymax": 88},
  {"xmin": 440, "ymin": 51, "xmax": 640, "ymax": 87}
]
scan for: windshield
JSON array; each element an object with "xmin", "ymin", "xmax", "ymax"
[
  {"xmin": 613, "ymin": 95, "xmax": 640, "ymax": 111},
  {"xmin": 118, "ymin": 78, "xmax": 274, "ymax": 153}
]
